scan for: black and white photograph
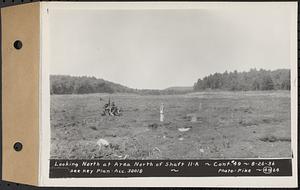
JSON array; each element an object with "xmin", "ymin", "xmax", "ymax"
[{"xmin": 48, "ymin": 3, "xmax": 294, "ymax": 162}]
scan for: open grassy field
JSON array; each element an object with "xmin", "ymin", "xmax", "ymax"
[{"xmin": 50, "ymin": 91, "xmax": 291, "ymax": 159}]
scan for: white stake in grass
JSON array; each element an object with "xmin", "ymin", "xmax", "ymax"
[
  {"xmin": 160, "ymin": 103, "xmax": 164, "ymax": 122},
  {"xmin": 191, "ymin": 114, "xmax": 197, "ymax": 122}
]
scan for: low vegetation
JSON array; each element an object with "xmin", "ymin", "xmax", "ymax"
[{"xmin": 50, "ymin": 91, "xmax": 291, "ymax": 159}]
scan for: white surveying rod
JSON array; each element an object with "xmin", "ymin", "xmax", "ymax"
[{"xmin": 160, "ymin": 103, "xmax": 164, "ymax": 122}]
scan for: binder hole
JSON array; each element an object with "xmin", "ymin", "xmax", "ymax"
[
  {"xmin": 13, "ymin": 142, "xmax": 23, "ymax": 151},
  {"xmin": 13, "ymin": 40, "xmax": 23, "ymax": 50}
]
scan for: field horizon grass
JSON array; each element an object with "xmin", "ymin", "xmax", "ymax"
[{"xmin": 50, "ymin": 90, "xmax": 291, "ymax": 159}]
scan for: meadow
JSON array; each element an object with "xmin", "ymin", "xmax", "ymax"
[{"xmin": 50, "ymin": 91, "xmax": 291, "ymax": 159}]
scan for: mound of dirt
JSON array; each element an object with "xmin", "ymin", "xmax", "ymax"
[{"xmin": 148, "ymin": 123, "xmax": 160, "ymax": 129}]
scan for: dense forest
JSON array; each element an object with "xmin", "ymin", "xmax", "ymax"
[
  {"xmin": 50, "ymin": 75, "xmax": 192, "ymax": 95},
  {"xmin": 50, "ymin": 75, "xmax": 134, "ymax": 94},
  {"xmin": 193, "ymin": 69, "xmax": 290, "ymax": 91},
  {"xmin": 50, "ymin": 69, "xmax": 290, "ymax": 95}
]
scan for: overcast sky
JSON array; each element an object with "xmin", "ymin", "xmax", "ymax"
[{"xmin": 49, "ymin": 5, "xmax": 293, "ymax": 89}]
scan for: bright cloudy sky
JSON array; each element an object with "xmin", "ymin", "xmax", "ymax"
[{"xmin": 49, "ymin": 3, "xmax": 294, "ymax": 89}]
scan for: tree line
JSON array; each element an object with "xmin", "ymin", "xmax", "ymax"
[
  {"xmin": 51, "ymin": 68, "xmax": 290, "ymax": 95},
  {"xmin": 50, "ymin": 75, "xmax": 134, "ymax": 94},
  {"xmin": 193, "ymin": 69, "xmax": 290, "ymax": 91},
  {"xmin": 50, "ymin": 75, "xmax": 192, "ymax": 95}
]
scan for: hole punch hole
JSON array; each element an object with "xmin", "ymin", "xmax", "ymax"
[
  {"xmin": 13, "ymin": 40, "xmax": 23, "ymax": 50},
  {"xmin": 13, "ymin": 142, "xmax": 23, "ymax": 152}
]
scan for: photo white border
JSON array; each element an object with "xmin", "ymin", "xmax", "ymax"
[{"xmin": 39, "ymin": 2, "xmax": 298, "ymax": 187}]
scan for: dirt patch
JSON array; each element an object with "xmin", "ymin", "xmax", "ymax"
[
  {"xmin": 148, "ymin": 123, "xmax": 160, "ymax": 129},
  {"xmin": 89, "ymin": 126, "xmax": 98, "ymax": 131},
  {"xmin": 239, "ymin": 119, "xmax": 258, "ymax": 127},
  {"xmin": 259, "ymin": 135, "xmax": 291, "ymax": 143}
]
